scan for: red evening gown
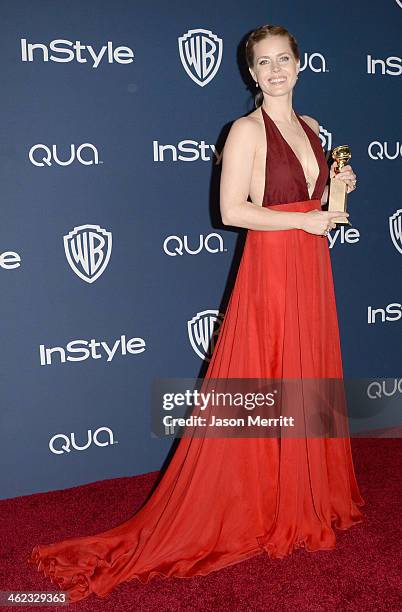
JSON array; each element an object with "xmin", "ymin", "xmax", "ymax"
[{"xmin": 29, "ymin": 107, "xmax": 364, "ymax": 602}]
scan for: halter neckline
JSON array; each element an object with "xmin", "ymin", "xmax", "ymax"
[{"xmin": 260, "ymin": 105, "xmax": 320, "ymax": 201}]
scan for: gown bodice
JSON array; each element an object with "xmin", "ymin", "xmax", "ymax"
[{"xmin": 260, "ymin": 106, "xmax": 329, "ymax": 206}]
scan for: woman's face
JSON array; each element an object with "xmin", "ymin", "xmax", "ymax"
[{"xmin": 249, "ymin": 35, "xmax": 300, "ymax": 98}]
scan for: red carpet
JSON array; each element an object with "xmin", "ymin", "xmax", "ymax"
[{"xmin": 2, "ymin": 439, "xmax": 401, "ymax": 611}]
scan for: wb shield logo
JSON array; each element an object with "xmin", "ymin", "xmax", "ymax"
[
  {"xmin": 318, "ymin": 126, "xmax": 333, "ymax": 159},
  {"xmin": 64, "ymin": 224, "xmax": 112, "ymax": 283},
  {"xmin": 178, "ymin": 29, "xmax": 223, "ymax": 87},
  {"xmin": 389, "ymin": 210, "xmax": 402, "ymax": 255},
  {"xmin": 188, "ymin": 309, "xmax": 224, "ymax": 361}
]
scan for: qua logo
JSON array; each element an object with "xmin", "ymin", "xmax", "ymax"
[
  {"xmin": 367, "ymin": 378, "xmax": 402, "ymax": 399},
  {"xmin": 29, "ymin": 143, "xmax": 100, "ymax": 167},
  {"xmin": 187, "ymin": 309, "xmax": 224, "ymax": 361},
  {"xmin": 163, "ymin": 233, "xmax": 225, "ymax": 256},
  {"xmin": 49, "ymin": 426, "xmax": 117, "ymax": 454},
  {"xmin": 64, "ymin": 224, "xmax": 112, "ymax": 283},
  {"xmin": 299, "ymin": 52, "xmax": 327, "ymax": 73},
  {"xmin": 178, "ymin": 28, "xmax": 223, "ymax": 86},
  {"xmin": 368, "ymin": 141, "xmax": 402, "ymax": 160}
]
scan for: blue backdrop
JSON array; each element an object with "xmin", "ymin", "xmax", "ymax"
[{"xmin": 1, "ymin": 0, "xmax": 401, "ymax": 500}]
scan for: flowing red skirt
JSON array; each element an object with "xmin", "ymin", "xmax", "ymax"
[{"xmin": 29, "ymin": 199, "xmax": 364, "ymax": 602}]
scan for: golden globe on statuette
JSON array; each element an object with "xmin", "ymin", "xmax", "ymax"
[{"xmin": 328, "ymin": 144, "xmax": 352, "ymax": 225}]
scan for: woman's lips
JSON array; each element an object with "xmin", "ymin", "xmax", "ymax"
[{"xmin": 268, "ymin": 77, "xmax": 287, "ymax": 85}]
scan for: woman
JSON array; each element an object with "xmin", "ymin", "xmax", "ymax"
[{"xmin": 29, "ymin": 24, "xmax": 364, "ymax": 602}]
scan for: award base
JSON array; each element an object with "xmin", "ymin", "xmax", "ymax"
[{"xmin": 328, "ymin": 177, "xmax": 350, "ymax": 225}]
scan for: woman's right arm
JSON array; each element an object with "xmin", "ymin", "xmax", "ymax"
[{"xmin": 220, "ymin": 118, "xmax": 347, "ymax": 234}]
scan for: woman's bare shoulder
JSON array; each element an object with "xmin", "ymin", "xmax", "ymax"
[
  {"xmin": 226, "ymin": 110, "xmax": 263, "ymax": 146},
  {"xmin": 300, "ymin": 114, "xmax": 320, "ymax": 136}
]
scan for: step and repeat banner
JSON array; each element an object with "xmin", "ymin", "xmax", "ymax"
[{"xmin": 1, "ymin": 1, "xmax": 401, "ymax": 499}]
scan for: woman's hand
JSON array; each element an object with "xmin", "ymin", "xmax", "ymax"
[
  {"xmin": 301, "ymin": 210, "xmax": 349, "ymax": 236},
  {"xmin": 330, "ymin": 161, "xmax": 357, "ymax": 194}
]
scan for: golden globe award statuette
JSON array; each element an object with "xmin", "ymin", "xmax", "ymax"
[{"xmin": 328, "ymin": 145, "xmax": 352, "ymax": 225}]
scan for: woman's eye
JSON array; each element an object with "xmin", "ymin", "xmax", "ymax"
[{"xmin": 280, "ymin": 56, "xmax": 289, "ymax": 61}]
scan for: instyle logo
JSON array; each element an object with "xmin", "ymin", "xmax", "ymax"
[
  {"xmin": 299, "ymin": 52, "xmax": 327, "ymax": 73},
  {"xmin": 367, "ymin": 54, "xmax": 402, "ymax": 76},
  {"xmin": 29, "ymin": 143, "xmax": 100, "ymax": 167},
  {"xmin": 188, "ymin": 310, "xmax": 224, "ymax": 361},
  {"xmin": 178, "ymin": 28, "xmax": 223, "ymax": 86},
  {"xmin": 49, "ymin": 427, "xmax": 117, "ymax": 454},
  {"xmin": 64, "ymin": 224, "xmax": 112, "ymax": 283},
  {"xmin": 163, "ymin": 233, "xmax": 226, "ymax": 256},
  {"xmin": 153, "ymin": 140, "xmax": 222, "ymax": 164},
  {"xmin": 389, "ymin": 210, "xmax": 402, "ymax": 255},
  {"xmin": 21, "ymin": 38, "xmax": 134, "ymax": 68},
  {"xmin": 39, "ymin": 334, "xmax": 146, "ymax": 366},
  {"xmin": 1, "ymin": 251, "xmax": 21, "ymax": 269},
  {"xmin": 367, "ymin": 303, "xmax": 402, "ymax": 324},
  {"xmin": 368, "ymin": 141, "xmax": 402, "ymax": 160},
  {"xmin": 327, "ymin": 226, "xmax": 360, "ymax": 249}
]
